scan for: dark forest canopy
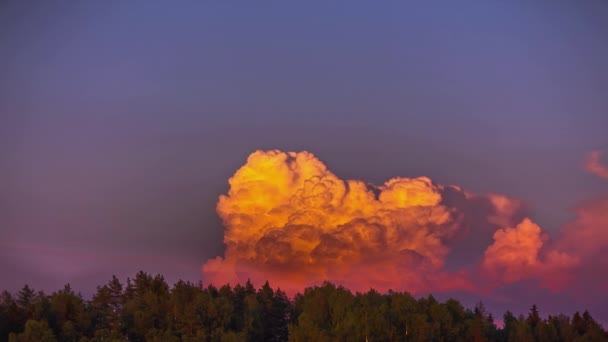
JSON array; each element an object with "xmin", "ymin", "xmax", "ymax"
[{"xmin": 1, "ymin": 272, "xmax": 606, "ymax": 342}]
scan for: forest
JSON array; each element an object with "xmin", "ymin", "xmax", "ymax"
[{"xmin": 1, "ymin": 272, "xmax": 606, "ymax": 342}]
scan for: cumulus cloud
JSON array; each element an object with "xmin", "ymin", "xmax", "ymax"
[
  {"xmin": 203, "ymin": 150, "xmax": 528, "ymax": 293},
  {"xmin": 482, "ymin": 218, "xmax": 578, "ymax": 289},
  {"xmin": 202, "ymin": 150, "xmax": 608, "ymax": 296},
  {"xmin": 585, "ymin": 150, "xmax": 608, "ymax": 179}
]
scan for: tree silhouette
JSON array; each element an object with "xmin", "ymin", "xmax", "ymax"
[{"xmin": 1, "ymin": 273, "xmax": 607, "ymax": 341}]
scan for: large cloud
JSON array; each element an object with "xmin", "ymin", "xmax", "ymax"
[
  {"xmin": 203, "ymin": 151, "xmax": 525, "ymax": 293},
  {"xmin": 202, "ymin": 150, "xmax": 608, "ymax": 297}
]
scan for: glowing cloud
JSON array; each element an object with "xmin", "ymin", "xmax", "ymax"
[
  {"xmin": 585, "ymin": 150, "xmax": 608, "ymax": 179},
  {"xmin": 203, "ymin": 150, "xmax": 533, "ymax": 293}
]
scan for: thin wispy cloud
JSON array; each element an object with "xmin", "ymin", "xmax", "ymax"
[{"xmin": 585, "ymin": 150, "xmax": 608, "ymax": 179}]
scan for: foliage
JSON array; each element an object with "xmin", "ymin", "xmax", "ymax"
[{"xmin": 1, "ymin": 273, "xmax": 606, "ymax": 341}]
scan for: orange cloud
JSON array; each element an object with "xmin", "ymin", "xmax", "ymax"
[
  {"xmin": 585, "ymin": 150, "xmax": 608, "ymax": 179},
  {"xmin": 203, "ymin": 150, "xmax": 531, "ymax": 294},
  {"xmin": 202, "ymin": 150, "xmax": 608, "ymax": 296}
]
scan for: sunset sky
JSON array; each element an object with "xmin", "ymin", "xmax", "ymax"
[{"xmin": 2, "ymin": 1, "xmax": 608, "ymax": 323}]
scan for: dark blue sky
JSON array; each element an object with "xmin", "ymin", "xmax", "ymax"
[{"xmin": 1, "ymin": 0, "xmax": 607, "ymax": 306}]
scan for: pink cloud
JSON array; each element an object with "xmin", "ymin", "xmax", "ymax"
[{"xmin": 585, "ymin": 150, "xmax": 608, "ymax": 179}]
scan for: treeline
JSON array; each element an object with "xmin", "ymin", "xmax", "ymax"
[{"xmin": 1, "ymin": 272, "xmax": 606, "ymax": 341}]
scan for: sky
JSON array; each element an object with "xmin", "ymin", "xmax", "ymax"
[{"xmin": 1, "ymin": 0, "xmax": 608, "ymax": 322}]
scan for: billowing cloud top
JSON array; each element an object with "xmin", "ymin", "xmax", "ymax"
[{"xmin": 203, "ymin": 150, "xmax": 607, "ymax": 297}]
